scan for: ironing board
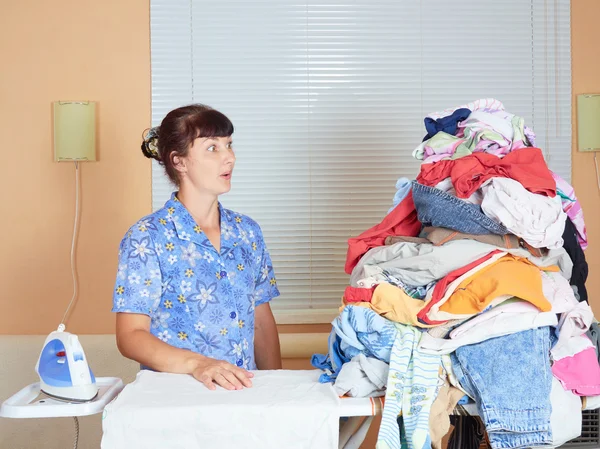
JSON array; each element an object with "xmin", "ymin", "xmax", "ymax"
[
  {"xmin": 0, "ymin": 373, "xmax": 380, "ymax": 448},
  {"xmin": 0, "ymin": 375, "xmax": 384, "ymax": 419},
  {"xmin": 0, "ymin": 377, "xmax": 123, "ymax": 419},
  {"xmin": 92, "ymin": 370, "xmax": 484, "ymax": 449},
  {"xmin": 92, "ymin": 371, "xmax": 480, "ymax": 449},
  {"xmin": 0, "ymin": 377, "xmax": 124, "ymax": 449},
  {"xmin": 99, "ymin": 370, "xmax": 383, "ymax": 449}
]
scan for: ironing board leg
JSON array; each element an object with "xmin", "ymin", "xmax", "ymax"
[
  {"xmin": 339, "ymin": 416, "xmax": 363, "ymax": 448},
  {"xmin": 343, "ymin": 416, "xmax": 374, "ymax": 449},
  {"xmin": 339, "ymin": 416, "xmax": 375, "ymax": 449}
]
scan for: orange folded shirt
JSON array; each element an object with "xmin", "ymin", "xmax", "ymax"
[
  {"xmin": 341, "ymin": 283, "xmax": 433, "ymax": 328},
  {"xmin": 438, "ymin": 254, "xmax": 557, "ymax": 315}
]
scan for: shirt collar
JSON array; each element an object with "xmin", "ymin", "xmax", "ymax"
[{"xmin": 163, "ymin": 192, "xmax": 242, "ymax": 256}]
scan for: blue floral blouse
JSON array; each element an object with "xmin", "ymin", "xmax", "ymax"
[{"xmin": 112, "ymin": 193, "xmax": 280, "ymax": 370}]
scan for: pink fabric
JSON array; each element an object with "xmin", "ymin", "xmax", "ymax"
[
  {"xmin": 551, "ymin": 171, "xmax": 587, "ymax": 250},
  {"xmin": 426, "ymin": 98, "xmax": 504, "ymax": 120},
  {"xmin": 552, "ymin": 346, "xmax": 600, "ymax": 396}
]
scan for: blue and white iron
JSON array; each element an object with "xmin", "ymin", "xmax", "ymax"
[{"xmin": 35, "ymin": 325, "xmax": 98, "ymax": 402}]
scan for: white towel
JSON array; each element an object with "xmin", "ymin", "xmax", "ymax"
[
  {"xmin": 481, "ymin": 177, "xmax": 566, "ymax": 249},
  {"xmin": 551, "ymin": 302, "xmax": 595, "ymax": 361},
  {"xmin": 102, "ymin": 369, "xmax": 339, "ymax": 449},
  {"xmin": 334, "ymin": 354, "xmax": 389, "ymax": 398}
]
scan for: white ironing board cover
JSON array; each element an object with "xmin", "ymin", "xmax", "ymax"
[{"xmin": 101, "ymin": 369, "xmax": 340, "ymax": 449}]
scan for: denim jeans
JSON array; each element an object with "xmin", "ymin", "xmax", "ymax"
[
  {"xmin": 412, "ymin": 181, "xmax": 508, "ymax": 235},
  {"xmin": 451, "ymin": 327, "xmax": 553, "ymax": 449}
]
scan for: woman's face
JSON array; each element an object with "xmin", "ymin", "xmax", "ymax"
[{"xmin": 176, "ymin": 135, "xmax": 236, "ymax": 196}]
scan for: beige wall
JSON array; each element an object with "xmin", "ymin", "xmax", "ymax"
[
  {"xmin": 0, "ymin": 0, "xmax": 151, "ymax": 334},
  {"xmin": 0, "ymin": 0, "xmax": 598, "ymax": 333},
  {"xmin": 572, "ymin": 0, "xmax": 600, "ymax": 313}
]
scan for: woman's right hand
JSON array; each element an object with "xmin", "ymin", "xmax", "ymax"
[{"xmin": 191, "ymin": 357, "xmax": 254, "ymax": 391}]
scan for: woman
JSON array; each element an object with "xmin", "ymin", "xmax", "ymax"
[{"xmin": 112, "ymin": 104, "xmax": 281, "ymax": 391}]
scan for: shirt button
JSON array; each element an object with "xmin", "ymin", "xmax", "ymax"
[
  {"xmin": 230, "ymin": 312, "xmax": 237, "ymax": 319},
  {"xmin": 220, "ymin": 271, "xmax": 227, "ymax": 278},
  {"xmin": 236, "ymin": 359, "xmax": 243, "ymax": 367}
]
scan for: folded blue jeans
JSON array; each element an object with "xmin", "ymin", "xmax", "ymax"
[
  {"xmin": 412, "ymin": 181, "xmax": 508, "ymax": 235},
  {"xmin": 451, "ymin": 327, "xmax": 553, "ymax": 449}
]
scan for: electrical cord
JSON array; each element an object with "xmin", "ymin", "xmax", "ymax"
[
  {"xmin": 59, "ymin": 161, "xmax": 81, "ymax": 331},
  {"xmin": 594, "ymin": 152, "xmax": 600, "ymax": 191},
  {"xmin": 72, "ymin": 416, "xmax": 80, "ymax": 449}
]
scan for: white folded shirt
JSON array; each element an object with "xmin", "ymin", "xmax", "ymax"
[{"xmin": 418, "ymin": 311, "xmax": 558, "ymax": 355}]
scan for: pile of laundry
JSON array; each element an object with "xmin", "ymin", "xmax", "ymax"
[{"xmin": 312, "ymin": 99, "xmax": 598, "ymax": 449}]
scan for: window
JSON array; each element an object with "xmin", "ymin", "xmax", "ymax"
[{"xmin": 151, "ymin": 0, "xmax": 571, "ymax": 324}]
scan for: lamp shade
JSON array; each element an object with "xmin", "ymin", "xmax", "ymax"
[
  {"xmin": 53, "ymin": 101, "xmax": 96, "ymax": 162},
  {"xmin": 577, "ymin": 94, "xmax": 600, "ymax": 152}
]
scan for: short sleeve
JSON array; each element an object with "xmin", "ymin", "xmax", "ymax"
[
  {"xmin": 112, "ymin": 225, "xmax": 162, "ymax": 316},
  {"xmin": 253, "ymin": 224, "xmax": 280, "ymax": 307}
]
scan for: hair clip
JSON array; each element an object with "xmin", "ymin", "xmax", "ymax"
[{"xmin": 143, "ymin": 127, "xmax": 160, "ymax": 158}]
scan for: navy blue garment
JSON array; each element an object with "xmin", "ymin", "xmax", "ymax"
[
  {"xmin": 422, "ymin": 108, "xmax": 471, "ymax": 141},
  {"xmin": 447, "ymin": 416, "xmax": 486, "ymax": 449},
  {"xmin": 411, "ymin": 182, "xmax": 508, "ymax": 235},
  {"xmin": 562, "ymin": 217, "xmax": 588, "ymax": 303}
]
